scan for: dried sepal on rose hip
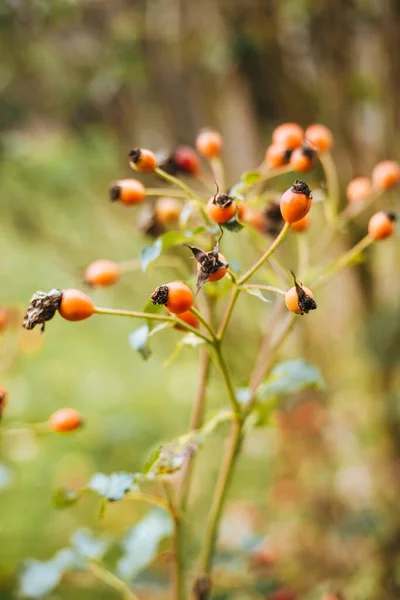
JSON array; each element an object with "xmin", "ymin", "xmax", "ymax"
[
  {"xmin": 128, "ymin": 147, "xmax": 158, "ymax": 173},
  {"xmin": 280, "ymin": 180, "xmax": 312, "ymax": 224},
  {"xmin": 207, "ymin": 192, "xmax": 237, "ymax": 223},
  {"xmin": 23, "ymin": 289, "xmax": 95, "ymax": 331},
  {"xmin": 285, "ymin": 272, "xmax": 317, "ymax": 315},
  {"xmin": 151, "ymin": 281, "xmax": 194, "ymax": 314},
  {"xmin": 186, "ymin": 241, "xmax": 229, "ymax": 292},
  {"xmin": 23, "ymin": 289, "xmax": 63, "ymax": 332}
]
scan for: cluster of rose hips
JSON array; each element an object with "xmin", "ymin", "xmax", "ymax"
[{"xmin": 15, "ymin": 124, "xmax": 398, "ymax": 436}]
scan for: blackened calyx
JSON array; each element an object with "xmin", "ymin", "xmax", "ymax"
[
  {"xmin": 213, "ymin": 193, "xmax": 233, "ymax": 208},
  {"xmin": 186, "ymin": 242, "xmax": 229, "ymax": 292},
  {"xmin": 291, "ymin": 180, "xmax": 312, "ymax": 198},
  {"xmin": 151, "ymin": 284, "xmax": 169, "ymax": 305},
  {"xmin": 23, "ymin": 289, "xmax": 63, "ymax": 332}
]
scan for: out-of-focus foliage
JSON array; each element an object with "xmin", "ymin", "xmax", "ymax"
[{"xmin": 1, "ymin": 1, "xmax": 400, "ymax": 599}]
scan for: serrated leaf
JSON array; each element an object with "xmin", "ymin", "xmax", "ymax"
[
  {"xmin": 71, "ymin": 529, "xmax": 109, "ymax": 560},
  {"xmin": 88, "ymin": 472, "xmax": 136, "ymax": 502},
  {"xmin": 129, "ymin": 325, "xmax": 151, "ymax": 360},
  {"xmin": 18, "ymin": 549, "xmax": 77, "ymax": 598},
  {"xmin": 241, "ymin": 170, "xmax": 262, "ymax": 185},
  {"xmin": 221, "ymin": 216, "xmax": 244, "ymax": 232},
  {"xmin": 141, "ymin": 231, "xmax": 194, "ymax": 272},
  {"xmin": 117, "ymin": 510, "xmax": 173, "ymax": 580},
  {"xmin": 244, "ymin": 288, "xmax": 271, "ymax": 303},
  {"xmin": 257, "ymin": 359, "xmax": 325, "ymax": 401},
  {"xmin": 52, "ymin": 488, "xmax": 81, "ymax": 509}
]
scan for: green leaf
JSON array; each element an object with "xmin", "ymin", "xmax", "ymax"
[
  {"xmin": 140, "ymin": 231, "xmax": 194, "ymax": 271},
  {"xmin": 241, "ymin": 170, "xmax": 262, "ymax": 185},
  {"xmin": 146, "ymin": 433, "xmax": 203, "ymax": 476},
  {"xmin": 140, "ymin": 240, "xmax": 163, "ymax": 272},
  {"xmin": 19, "ymin": 549, "xmax": 77, "ymax": 598},
  {"xmin": 88, "ymin": 472, "xmax": 136, "ymax": 502},
  {"xmin": 117, "ymin": 510, "xmax": 173, "ymax": 580},
  {"xmin": 52, "ymin": 488, "xmax": 81, "ymax": 509},
  {"xmin": 221, "ymin": 216, "xmax": 244, "ymax": 232},
  {"xmin": 244, "ymin": 288, "xmax": 271, "ymax": 303},
  {"xmin": 129, "ymin": 325, "xmax": 151, "ymax": 360},
  {"xmin": 144, "ymin": 410, "xmax": 232, "ymax": 476},
  {"xmin": 257, "ymin": 359, "xmax": 325, "ymax": 400},
  {"xmin": 71, "ymin": 529, "xmax": 109, "ymax": 560}
]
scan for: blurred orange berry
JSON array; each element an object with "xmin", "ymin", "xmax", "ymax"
[
  {"xmin": 196, "ymin": 130, "xmax": 222, "ymax": 158},
  {"xmin": 110, "ymin": 179, "xmax": 146, "ymax": 205},
  {"xmin": 0, "ymin": 309, "xmax": 8, "ymax": 332},
  {"xmin": 272, "ymin": 123, "xmax": 304, "ymax": 150},
  {"xmin": 83, "ymin": 260, "xmax": 120, "ymax": 287},
  {"xmin": 290, "ymin": 214, "xmax": 310, "ymax": 233},
  {"xmin": 128, "ymin": 148, "xmax": 157, "ymax": 173},
  {"xmin": 346, "ymin": 177, "xmax": 373, "ymax": 204},
  {"xmin": 305, "ymin": 123, "xmax": 334, "ymax": 152},
  {"xmin": 289, "ymin": 142, "xmax": 317, "ymax": 172},
  {"xmin": 49, "ymin": 408, "xmax": 83, "ymax": 433},
  {"xmin": 265, "ymin": 144, "xmax": 291, "ymax": 168},
  {"xmin": 174, "ymin": 310, "xmax": 199, "ymax": 331},
  {"xmin": 155, "ymin": 197, "xmax": 182, "ymax": 224},
  {"xmin": 372, "ymin": 160, "xmax": 400, "ymax": 190},
  {"xmin": 368, "ymin": 211, "xmax": 396, "ymax": 240}
]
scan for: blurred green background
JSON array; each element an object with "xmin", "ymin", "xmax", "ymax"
[{"xmin": 1, "ymin": 1, "xmax": 400, "ymax": 599}]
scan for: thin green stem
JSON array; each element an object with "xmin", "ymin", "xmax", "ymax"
[
  {"xmin": 245, "ymin": 312, "xmax": 296, "ymax": 414},
  {"xmin": 216, "ymin": 287, "xmax": 240, "ymax": 341},
  {"xmin": 94, "ymin": 307, "xmax": 212, "ymax": 344},
  {"xmin": 197, "ymin": 419, "xmax": 243, "ymax": 577},
  {"xmin": 189, "ymin": 307, "xmax": 217, "ymax": 341},
  {"xmin": 241, "ymin": 284, "xmax": 286, "ymax": 297},
  {"xmin": 163, "ymin": 482, "xmax": 186, "ymax": 600},
  {"xmin": 319, "ymin": 151, "xmax": 340, "ymax": 225},
  {"xmin": 209, "ymin": 157, "xmax": 225, "ymax": 191},
  {"xmin": 238, "ymin": 223, "xmax": 290, "ymax": 285},
  {"xmin": 179, "ymin": 348, "xmax": 211, "ymax": 511},
  {"xmin": 88, "ymin": 560, "xmax": 138, "ymax": 600},
  {"xmin": 213, "ymin": 342, "xmax": 242, "ymax": 420},
  {"xmin": 124, "ymin": 491, "xmax": 177, "ymax": 516},
  {"xmin": 313, "ymin": 234, "xmax": 373, "ymax": 288},
  {"xmin": 146, "ymin": 188, "xmax": 189, "ymax": 198},
  {"xmin": 155, "ymin": 168, "xmax": 202, "ymax": 201}
]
